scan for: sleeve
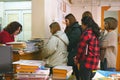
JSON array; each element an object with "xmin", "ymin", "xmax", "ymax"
[
  {"xmin": 42, "ymin": 36, "xmax": 58, "ymax": 58},
  {"xmin": 68, "ymin": 28, "xmax": 82, "ymax": 51},
  {"xmin": 105, "ymin": 32, "xmax": 117, "ymax": 47},
  {"xmin": 0, "ymin": 34, "xmax": 11, "ymax": 44}
]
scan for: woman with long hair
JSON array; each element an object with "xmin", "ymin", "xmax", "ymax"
[{"xmin": 74, "ymin": 16, "xmax": 100, "ymax": 80}]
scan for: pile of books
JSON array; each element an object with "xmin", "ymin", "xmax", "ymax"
[
  {"xmin": 15, "ymin": 68, "xmax": 50, "ymax": 80},
  {"xmin": 13, "ymin": 60, "xmax": 50, "ymax": 80},
  {"xmin": 52, "ymin": 66, "xmax": 73, "ymax": 80},
  {"xmin": 6, "ymin": 42, "xmax": 27, "ymax": 50},
  {"xmin": 92, "ymin": 70, "xmax": 120, "ymax": 80}
]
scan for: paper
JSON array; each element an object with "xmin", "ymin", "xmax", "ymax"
[{"xmin": 13, "ymin": 60, "xmax": 45, "ymax": 66}]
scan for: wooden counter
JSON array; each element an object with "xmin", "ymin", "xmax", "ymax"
[{"xmin": 13, "ymin": 50, "xmax": 42, "ymax": 62}]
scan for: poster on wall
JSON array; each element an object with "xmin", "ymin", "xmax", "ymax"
[{"xmin": 56, "ymin": 0, "xmax": 67, "ymax": 31}]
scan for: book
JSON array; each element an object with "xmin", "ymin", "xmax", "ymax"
[
  {"xmin": 13, "ymin": 60, "xmax": 45, "ymax": 73},
  {"xmin": 13, "ymin": 60, "xmax": 45, "ymax": 66},
  {"xmin": 6, "ymin": 42, "xmax": 26, "ymax": 49},
  {"xmin": 52, "ymin": 66, "xmax": 73, "ymax": 79},
  {"xmin": 15, "ymin": 68, "xmax": 50, "ymax": 79}
]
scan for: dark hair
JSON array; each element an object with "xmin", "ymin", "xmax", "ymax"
[
  {"xmin": 81, "ymin": 16, "xmax": 100, "ymax": 38},
  {"xmin": 65, "ymin": 13, "xmax": 76, "ymax": 25},
  {"xmin": 82, "ymin": 11, "xmax": 93, "ymax": 18},
  {"xmin": 4, "ymin": 21, "xmax": 22, "ymax": 34},
  {"xmin": 49, "ymin": 22, "xmax": 61, "ymax": 34},
  {"xmin": 104, "ymin": 17, "xmax": 118, "ymax": 30}
]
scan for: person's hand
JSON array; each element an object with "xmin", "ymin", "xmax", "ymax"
[
  {"xmin": 18, "ymin": 49, "xmax": 25, "ymax": 55},
  {"xmin": 73, "ymin": 56, "xmax": 78, "ymax": 65}
]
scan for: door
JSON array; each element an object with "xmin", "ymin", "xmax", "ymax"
[{"xmin": 5, "ymin": 10, "xmax": 31, "ymax": 41}]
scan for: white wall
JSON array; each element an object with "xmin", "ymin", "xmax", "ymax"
[
  {"xmin": 4, "ymin": 1, "xmax": 31, "ymax": 10},
  {"xmin": 32, "ymin": 0, "xmax": 45, "ymax": 39},
  {"xmin": 32, "ymin": 0, "xmax": 71, "ymax": 39},
  {"xmin": 70, "ymin": 1, "xmax": 120, "ymax": 27}
]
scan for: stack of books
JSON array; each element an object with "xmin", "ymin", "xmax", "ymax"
[
  {"xmin": 6, "ymin": 42, "xmax": 27, "ymax": 50},
  {"xmin": 13, "ymin": 60, "xmax": 50, "ymax": 79},
  {"xmin": 92, "ymin": 70, "xmax": 120, "ymax": 80},
  {"xmin": 13, "ymin": 60, "xmax": 45, "ymax": 73},
  {"xmin": 15, "ymin": 68, "xmax": 50, "ymax": 80},
  {"xmin": 52, "ymin": 66, "xmax": 73, "ymax": 80}
]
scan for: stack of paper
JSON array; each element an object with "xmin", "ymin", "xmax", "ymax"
[
  {"xmin": 6, "ymin": 42, "xmax": 26, "ymax": 50},
  {"xmin": 52, "ymin": 66, "xmax": 73, "ymax": 79},
  {"xmin": 92, "ymin": 70, "xmax": 120, "ymax": 80},
  {"xmin": 13, "ymin": 60, "xmax": 45, "ymax": 73},
  {"xmin": 13, "ymin": 60, "xmax": 50, "ymax": 79},
  {"xmin": 15, "ymin": 68, "xmax": 50, "ymax": 79}
]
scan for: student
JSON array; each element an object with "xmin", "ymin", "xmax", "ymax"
[
  {"xmin": 82, "ymin": 11, "xmax": 93, "ymax": 18},
  {"xmin": 64, "ymin": 13, "xmax": 82, "ymax": 80},
  {"xmin": 74, "ymin": 16, "xmax": 100, "ymax": 80},
  {"xmin": 100, "ymin": 17, "xmax": 118, "ymax": 71},
  {"xmin": 42, "ymin": 22, "xmax": 69, "ymax": 68},
  {"xmin": 0, "ymin": 21, "xmax": 22, "ymax": 44}
]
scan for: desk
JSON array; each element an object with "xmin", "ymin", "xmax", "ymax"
[
  {"xmin": 13, "ymin": 50, "xmax": 42, "ymax": 62},
  {"xmin": 5, "ymin": 49, "xmax": 42, "ymax": 80}
]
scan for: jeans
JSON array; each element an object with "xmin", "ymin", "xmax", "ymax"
[{"xmin": 79, "ymin": 62, "xmax": 95, "ymax": 80}]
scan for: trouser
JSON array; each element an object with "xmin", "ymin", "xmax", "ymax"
[
  {"xmin": 73, "ymin": 65, "xmax": 80, "ymax": 80},
  {"xmin": 79, "ymin": 62, "xmax": 95, "ymax": 80},
  {"xmin": 100, "ymin": 58, "xmax": 115, "ymax": 71}
]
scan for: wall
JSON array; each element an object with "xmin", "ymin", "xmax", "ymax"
[
  {"xmin": 0, "ymin": 1, "xmax": 31, "ymax": 28},
  {"xmin": 70, "ymin": 1, "xmax": 120, "ymax": 27},
  {"xmin": 32, "ymin": 0, "xmax": 71, "ymax": 39},
  {"xmin": 32, "ymin": 0, "xmax": 45, "ymax": 39}
]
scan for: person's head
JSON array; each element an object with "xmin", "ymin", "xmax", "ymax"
[
  {"xmin": 82, "ymin": 11, "xmax": 93, "ymax": 18},
  {"xmin": 65, "ymin": 13, "xmax": 76, "ymax": 26},
  {"xmin": 49, "ymin": 22, "xmax": 61, "ymax": 34},
  {"xmin": 81, "ymin": 16, "xmax": 100, "ymax": 38},
  {"xmin": 4, "ymin": 21, "xmax": 22, "ymax": 35},
  {"xmin": 104, "ymin": 17, "xmax": 118, "ymax": 31}
]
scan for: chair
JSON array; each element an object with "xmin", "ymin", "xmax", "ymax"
[{"xmin": 0, "ymin": 46, "xmax": 13, "ymax": 79}]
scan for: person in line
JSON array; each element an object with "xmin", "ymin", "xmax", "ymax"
[
  {"xmin": 64, "ymin": 13, "xmax": 82, "ymax": 80},
  {"xmin": 0, "ymin": 21, "xmax": 22, "ymax": 44},
  {"xmin": 41, "ymin": 22, "xmax": 69, "ymax": 68},
  {"xmin": 100, "ymin": 17, "xmax": 118, "ymax": 71},
  {"xmin": 82, "ymin": 11, "xmax": 93, "ymax": 18},
  {"xmin": 74, "ymin": 16, "xmax": 100, "ymax": 80}
]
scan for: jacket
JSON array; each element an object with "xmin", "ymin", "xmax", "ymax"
[
  {"xmin": 42, "ymin": 31, "xmax": 69, "ymax": 67},
  {"xmin": 65, "ymin": 22, "xmax": 82, "ymax": 66}
]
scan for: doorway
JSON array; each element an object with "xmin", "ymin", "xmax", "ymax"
[
  {"xmin": 0, "ymin": 1, "xmax": 31, "ymax": 41},
  {"xmin": 5, "ymin": 10, "xmax": 31, "ymax": 41}
]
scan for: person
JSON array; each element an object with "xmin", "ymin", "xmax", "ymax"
[
  {"xmin": 0, "ymin": 21, "xmax": 22, "ymax": 79},
  {"xmin": 82, "ymin": 11, "xmax": 93, "ymax": 18},
  {"xmin": 100, "ymin": 17, "xmax": 118, "ymax": 71},
  {"xmin": 41, "ymin": 22, "xmax": 69, "ymax": 68},
  {"xmin": 0, "ymin": 21, "xmax": 24, "ymax": 55},
  {"xmin": 74, "ymin": 16, "xmax": 100, "ymax": 80},
  {"xmin": 64, "ymin": 13, "xmax": 82, "ymax": 80},
  {"xmin": 0, "ymin": 21, "xmax": 22, "ymax": 44}
]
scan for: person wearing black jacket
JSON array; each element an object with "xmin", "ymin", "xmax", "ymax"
[{"xmin": 65, "ymin": 13, "xmax": 82, "ymax": 80}]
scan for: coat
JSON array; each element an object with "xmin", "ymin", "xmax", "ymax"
[
  {"xmin": 65, "ymin": 22, "xmax": 82, "ymax": 66},
  {"xmin": 42, "ymin": 31, "xmax": 69, "ymax": 67}
]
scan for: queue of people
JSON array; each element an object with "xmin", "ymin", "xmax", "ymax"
[{"xmin": 0, "ymin": 11, "xmax": 118, "ymax": 80}]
